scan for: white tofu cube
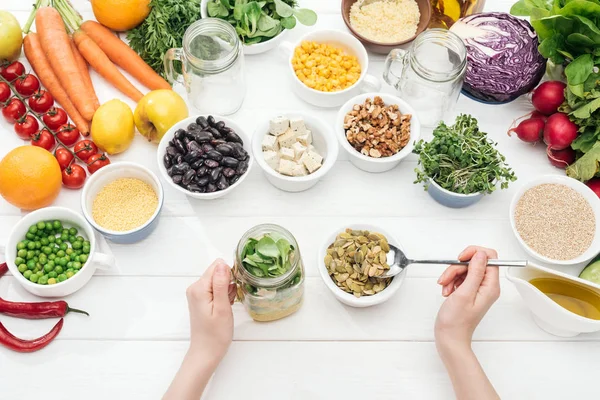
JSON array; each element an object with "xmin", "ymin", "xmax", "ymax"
[
  {"xmin": 269, "ymin": 116, "xmax": 289, "ymax": 136},
  {"xmin": 291, "ymin": 142, "xmax": 307, "ymax": 161},
  {"xmin": 292, "ymin": 163, "xmax": 308, "ymax": 176},
  {"xmin": 261, "ymin": 134, "xmax": 279, "ymax": 152},
  {"xmin": 278, "ymin": 159, "xmax": 296, "ymax": 176},
  {"xmin": 307, "ymin": 144, "xmax": 316, "ymax": 152},
  {"xmin": 300, "ymin": 150, "xmax": 323, "ymax": 173},
  {"xmin": 297, "ymin": 130, "xmax": 312, "ymax": 146},
  {"xmin": 263, "ymin": 150, "xmax": 280, "ymax": 171},
  {"xmin": 290, "ymin": 118, "xmax": 306, "ymax": 135},
  {"xmin": 278, "ymin": 128, "xmax": 297, "ymax": 148},
  {"xmin": 279, "ymin": 147, "xmax": 295, "ymax": 161}
]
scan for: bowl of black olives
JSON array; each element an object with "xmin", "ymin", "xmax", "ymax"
[{"xmin": 157, "ymin": 115, "xmax": 253, "ymax": 199}]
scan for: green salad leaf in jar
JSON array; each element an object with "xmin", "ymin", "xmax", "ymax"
[{"xmin": 241, "ymin": 234, "xmax": 294, "ymax": 278}]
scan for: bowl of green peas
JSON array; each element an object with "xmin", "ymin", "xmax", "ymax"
[{"xmin": 1, "ymin": 207, "xmax": 115, "ymax": 297}]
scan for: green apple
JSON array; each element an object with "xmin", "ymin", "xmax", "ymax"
[
  {"xmin": 134, "ymin": 90, "xmax": 188, "ymax": 143},
  {"xmin": 0, "ymin": 11, "xmax": 23, "ymax": 61}
]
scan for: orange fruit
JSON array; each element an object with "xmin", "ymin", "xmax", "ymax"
[
  {"xmin": 91, "ymin": 0, "xmax": 151, "ymax": 31},
  {"xmin": 0, "ymin": 146, "xmax": 62, "ymax": 211}
]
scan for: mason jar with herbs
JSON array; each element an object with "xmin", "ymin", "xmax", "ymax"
[{"xmin": 233, "ymin": 224, "xmax": 304, "ymax": 322}]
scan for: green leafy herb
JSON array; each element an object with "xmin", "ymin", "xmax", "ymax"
[
  {"xmin": 206, "ymin": 0, "xmax": 316, "ymax": 44},
  {"xmin": 567, "ymin": 142, "xmax": 600, "ymax": 181},
  {"xmin": 242, "ymin": 234, "xmax": 294, "ymax": 278},
  {"xmin": 127, "ymin": 0, "xmax": 201, "ymax": 79},
  {"xmin": 414, "ymin": 115, "xmax": 517, "ymax": 195}
]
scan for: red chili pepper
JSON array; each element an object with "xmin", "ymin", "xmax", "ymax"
[
  {"xmin": 0, "ymin": 318, "xmax": 63, "ymax": 353},
  {"xmin": 0, "ymin": 298, "xmax": 89, "ymax": 319},
  {"xmin": 0, "ymin": 262, "xmax": 7, "ymax": 278}
]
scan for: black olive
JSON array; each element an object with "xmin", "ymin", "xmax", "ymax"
[
  {"xmin": 210, "ymin": 139, "xmax": 227, "ymax": 146},
  {"xmin": 204, "ymin": 159, "xmax": 219, "ymax": 168},
  {"xmin": 207, "ymin": 115, "xmax": 216, "ymax": 127},
  {"xmin": 172, "ymin": 162, "xmax": 191, "ymax": 174},
  {"xmin": 222, "ymin": 157, "xmax": 239, "ymax": 168},
  {"xmin": 196, "ymin": 165, "xmax": 209, "ymax": 176},
  {"xmin": 163, "ymin": 154, "xmax": 172, "ymax": 169},
  {"xmin": 217, "ymin": 175, "xmax": 229, "ymax": 190},
  {"xmin": 172, "ymin": 175, "xmax": 183, "ymax": 184},
  {"xmin": 215, "ymin": 121, "xmax": 225, "ymax": 130},
  {"xmin": 166, "ymin": 146, "xmax": 179, "ymax": 156},
  {"xmin": 167, "ymin": 166, "xmax": 174, "ymax": 176},
  {"xmin": 206, "ymin": 150, "xmax": 223, "ymax": 161},
  {"xmin": 182, "ymin": 169, "xmax": 196, "ymax": 185},
  {"xmin": 210, "ymin": 167, "xmax": 222, "ymax": 183},
  {"xmin": 229, "ymin": 175, "xmax": 240, "ymax": 184},
  {"xmin": 187, "ymin": 140, "xmax": 203, "ymax": 153},
  {"xmin": 196, "ymin": 176, "xmax": 210, "ymax": 187},
  {"xmin": 174, "ymin": 154, "xmax": 184, "ymax": 164},
  {"xmin": 206, "ymin": 183, "xmax": 217, "ymax": 193},
  {"xmin": 184, "ymin": 150, "xmax": 201, "ymax": 164},
  {"xmin": 201, "ymin": 144, "xmax": 215, "ymax": 153},
  {"xmin": 187, "ymin": 123, "xmax": 200, "ymax": 131},
  {"xmin": 223, "ymin": 167, "xmax": 236, "ymax": 178},
  {"xmin": 236, "ymin": 160, "xmax": 249, "ymax": 175},
  {"xmin": 196, "ymin": 116, "xmax": 208, "ymax": 129},
  {"xmin": 194, "ymin": 131, "xmax": 213, "ymax": 143},
  {"xmin": 174, "ymin": 139, "xmax": 187, "ymax": 154},
  {"xmin": 186, "ymin": 183, "xmax": 202, "ymax": 192},
  {"xmin": 191, "ymin": 159, "xmax": 204, "ymax": 170},
  {"xmin": 174, "ymin": 129, "xmax": 186, "ymax": 140},
  {"xmin": 215, "ymin": 144, "xmax": 233, "ymax": 156},
  {"xmin": 226, "ymin": 131, "xmax": 243, "ymax": 144}
]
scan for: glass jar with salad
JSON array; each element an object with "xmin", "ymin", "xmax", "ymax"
[{"xmin": 233, "ymin": 224, "xmax": 304, "ymax": 322}]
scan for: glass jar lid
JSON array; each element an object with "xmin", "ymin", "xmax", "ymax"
[
  {"xmin": 183, "ymin": 18, "xmax": 241, "ymax": 73},
  {"xmin": 410, "ymin": 28, "xmax": 467, "ymax": 83}
]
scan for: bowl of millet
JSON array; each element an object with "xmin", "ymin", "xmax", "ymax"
[{"xmin": 81, "ymin": 162, "xmax": 164, "ymax": 244}]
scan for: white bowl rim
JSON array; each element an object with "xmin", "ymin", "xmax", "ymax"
[
  {"xmin": 81, "ymin": 162, "xmax": 164, "ymax": 236},
  {"xmin": 157, "ymin": 114, "xmax": 253, "ymax": 199},
  {"xmin": 252, "ymin": 112, "xmax": 338, "ymax": 183},
  {"xmin": 428, "ymin": 179, "xmax": 483, "ymax": 198},
  {"xmin": 318, "ymin": 223, "xmax": 405, "ymax": 306},
  {"xmin": 286, "ymin": 29, "xmax": 370, "ymax": 96},
  {"xmin": 509, "ymin": 174, "xmax": 600, "ymax": 265},
  {"xmin": 336, "ymin": 92, "xmax": 421, "ymax": 164}
]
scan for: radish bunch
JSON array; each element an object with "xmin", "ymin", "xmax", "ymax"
[{"xmin": 508, "ymin": 81, "xmax": 578, "ymax": 169}]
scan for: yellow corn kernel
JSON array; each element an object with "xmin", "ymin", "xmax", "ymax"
[{"xmin": 305, "ymin": 60, "xmax": 315, "ymax": 68}]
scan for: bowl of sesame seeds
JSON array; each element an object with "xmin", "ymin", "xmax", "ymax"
[{"xmin": 81, "ymin": 162, "xmax": 164, "ymax": 245}]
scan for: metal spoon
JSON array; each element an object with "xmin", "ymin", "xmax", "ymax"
[{"xmin": 375, "ymin": 244, "xmax": 528, "ymax": 279}]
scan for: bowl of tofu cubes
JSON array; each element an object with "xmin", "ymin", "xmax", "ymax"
[{"xmin": 252, "ymin": 113, "xmax": 339, "ymax": 192}]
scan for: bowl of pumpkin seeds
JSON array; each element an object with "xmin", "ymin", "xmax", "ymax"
[{"xmin": 318, "ymin": 224, "xmax": 406, "ymax": 307}]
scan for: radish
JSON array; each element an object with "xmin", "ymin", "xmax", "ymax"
[
  {"xmin": 547, "ymin": 146, "xmax": 576, "ymax": 169},
  {"xmin": 508, "ymin": 117, "xmax": 544, "ymax": 143},
  {"xmin": 532, "ymin": 81, "xmax": 566, "ymax": 115},
  {"xmin": 586, "ymin": 178, "xmax": 600, "ymax": 199},
  {"xmin": 530, "ymin": 110, "xmax": 548, "ymax": 122},
  {"xmin": 543, "ymin": 113, "xmax": 578, "ymax": 150}
]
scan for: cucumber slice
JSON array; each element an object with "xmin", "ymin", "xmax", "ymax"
[{"xmin": 579, "ymin": 260, "xmax": 600, "ymax": 285}]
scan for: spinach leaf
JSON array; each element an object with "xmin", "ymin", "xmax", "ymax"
[
  {"xmin": 208, "ymin": 0, "xmax": 230, "ymax": 17},
  {"xmin": 241, "ymin": 234, "xmax": 295, "ymax": 278},
  {"xmin": 293, "ymin": 8, "xmax": 317, "ymax": 25},
  {"xmin": 256, "ymin": 236, "xmax": 279, "ymax": 258},
  {"xmin": 567, "ymin": 142, "xmax": 600, "ymax": 181},
  {"xmin": 273, "ymin": 0, "xmax": 293, "ymax": 17},
  {"xmin": 281, "ymin": 15, "xmax": 296, "ymax": 29},
  {"xmin": 565, "ymin": 54, "xmax": 593, "ymax": 85}
]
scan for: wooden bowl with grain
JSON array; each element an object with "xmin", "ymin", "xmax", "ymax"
[{"xmin": 341, "ymin": 0, "xmax": 431, "ymax": 54}]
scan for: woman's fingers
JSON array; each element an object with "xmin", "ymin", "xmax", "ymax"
[
  {"xmin": 212, "ymin": 260, "xmax": 233, "ymax": 316},
  {"xmin": 458, "ymin": 246, "xmax": 498, "ymax": 262},
  {"xmin": 438, "ymin": 264, "xmax": 468, "ymax": 286},
  {"xmin": 228, "ymin": 282, "xmax": 237, "ymax": 305},
  {"xmin": 455, "ymin": 251, "xmax": 489, "ymax": 299}
]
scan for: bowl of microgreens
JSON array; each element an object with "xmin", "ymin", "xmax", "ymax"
[
  {"xmin": 201, "ymin": 0, "xmax": 317, "ymax": 55},
  {"xmin": 414, "ymin": 114, "xmax": 517, "ymax": 208}
]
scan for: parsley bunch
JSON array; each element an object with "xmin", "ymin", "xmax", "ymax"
[
  {"xmin": 414, "ymin": 115, "xmax": 516, "ymax": 195},
  {"xmin": 127, "ymin": 0, "xmax": 201, "ymax": 79}
]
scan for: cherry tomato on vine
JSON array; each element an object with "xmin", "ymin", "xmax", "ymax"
[
  {"xmin": 31, "ymin": 129, "xmax": 56, "ymax": 151},
  {"xmin": 14, "ymin": 74, "xmax": 40, "ymax": 97},
  {"xmin": 0, "ymin": 61, "xmax": 25, "ymax": 82},
  {"xmin": 87, "ymin": 153, "xmax": 110, "ymax": 174},
  {"xmin": 0, "ymin": 82, "xmax": 10, "ymax": 103},
  {"xmin": 55, "ymin": 146, "xmax": 75, "ymax": 170},
  {"xmin": 74, "ymin": 140, "xmax": 98, "ymax": 162},
  {"xmin": 14, "ymin": 114, "xmax": 39, "ymax": 140},
  {"xmin": 55, "ymin": 123, "xmax": 80, "ymax": 146},
  {"xmin": 62, "ymin": 164, "xmax": 87, "ymax": 189},
  {"xmin": 2, "ymin": 98, "xmax": 26, "ymax": 123},
  {"xmin": 28, "ymin": 90, "xmax": 54, "ymax": 113},
  {"xmin": 43, "ymin": 107, "xmax": 68, "ymax": 131}
]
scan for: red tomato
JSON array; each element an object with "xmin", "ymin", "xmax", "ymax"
[
  {"xmin": 74, "ymin": 140, "xmax": 98, "ymax": 162},
  {"xmin": 14, "ymin": 74, "xmax": 40, "ymax": 97},
  {"xmin": 31, "ymin": 129, "xmax": 56, "ymax": 151},
  {"xmin": 56, "ymin": 123, "xmax": 80, "ymax": 147},
  {"xmin": 14, "ymin": 114, "xmax": 39, "ymax": 140},
  {"xmin": 87, "ymin": 153, "xmax": 110, "ymax": 174},
  {"xmin": 0, "ymin": 61, "xmax": 25, "ymax": 82},
  {"xmin": 42, "ymin": 107, "xmax": 68, "ymax": 131},
  {"xmin": 0, "ymin": 82, "xmax": 10, "ymax": 103},
  {"xmin": 2, "ymin": 98, "xmax": 26, "ymax": 123},
  {"xmin": 62, "ymin": 164, "xmax": 87, "ymax": 189},
  {"xmin": 28, "ymin": 90, "xmax": 54, "ymax": 114},
  {"xmin": 55, "ymin": 146, "xmax": 75, "ymax": 170}
]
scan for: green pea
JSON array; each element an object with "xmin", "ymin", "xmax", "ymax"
[
  {"xmin": 32, "ymin": 256, "xmax": 38, "ymax": 263},
  {"xmin": 26, "ymin": 260, "xmax": 36, "ymax": 270},
  {"xmin": 66, "ymin": 268, "xmax": 74, "ymax": 273},
  {"xmin": 69, "ymin": 227, "xmax": 77, "ymax": 236},
  {"xmin": 17, "ymin": 249, "xmax": 27, "ymax": 258},
  {"xmin": 79, "ymin": 254, "xmax": 88, "ymax": 264},
  {"xmin": 48, "ymin": 254, "xmax": 56, "ymax": 260},
  {"xmin": 72, "ymin": 262, "xmax": 82, "ymax": 270},
  {"xmin": 56, "ymin": 250, "xmax": 65, "ymax": 258},
  {"xmin": 23, "ymin": 270, "xmax": 32, "ymax": 279},
  {"xmin": 45, "ymin": 222, "xmax": 53, "ymax": 231},
  {"xmin": 59, "ymin": 243, "xmax": 67, "ymax": 251},
  {"xmin": 82, "ymin": 246, "xmax": 91, "ymax": 255},
  {"xmin": 28, "ymin": 225, "xmax": 38, "ymax": 234},
  {"xmin": 66, "ymin": 248, "xmax": 74, "ymax": 256},
  {"xmin": 48, "ymin": 235, "xmax": 56, "ymax": 243},
  {"xmin": 84, "ymin": 240, "xmax": 90, "ymax": 247},
  {"xmin": 67, "ymin": 262, "xmax": 73, "ymax": 269},
  {"xmin": 48, "ymin": 278, "xmax": 57, "ymax": 285},
  {"xmin": 70, "ymin": 254, "xmax": 77, "ymax": 261},
  {"xmin": 43, "ymin": 247, "xmax": 53, "ymax": 255},
  {"xmin": 34, "ymin": 250, "xmax": 40, "ymax": 256},
  {"xmin": 14, "ymin": 257, "xmax": 24, "ymax": 266},
  {"xmin": 33, "ymin": 267, "xmax": 40, "ymax": 274},
  {"xmin": 58, "ymin": 258, "xmax": 68, "ymax": 267},
  {"xmin": 56, "ymin": 238, "xmax": 63, "ymax": 245},
  {"xmin": 57, "ymin": 274, "xmax": 67, "ymax": 282},
  {"xmin": 75, "ymin": 250, "xmax": 82, "ymax": 256},
  {"xmin": 40, "ymin": 238, "xmax": 49, "ymax": 246},
  {"xmin": 72, "ymin": 241, "xmax": 82, "ymax": 250},
  {"xmin": 17, "ymin": 242, "xmax": 26, "ymax": 250},
  {"xmin": 60, "ymin": 233, "xmax": 69, "ymax": 241},
  {"xmin": 68, "ymin": 235, "xmax": 77, "ymax": 243},
  {"xmin": 53, "ymin": 221, "xmax": 62, "ymax": 230},
  {"xmin": 26, "ymin": 250, "xmax": 35, "ymax": 260},
  {"xmin": 44, "ymin": 264, "xmax": 53, "ymax": 273},
  {"xmin": 48, "ymin": 271, "xmax": 57, "ymax": 279},
  {"xmin": 55, "ymin": 266, "xmax": 64, "ymax": 274},
  {"xmin": 36, "ymin": 221, "xmax": 45, "ymax": 230},
  {"xmin": 29, "ymin": 273, "xmax": 39, "ymax": 283},
  {"xmin": 34, "ymin": 242, "xmax": 41, "ymax": 249},
  {"xmin": 65, "ymin": 271, "xmax": 74, "ymax": 279},
  {"xmin": 76, "ymin": 235, "xmax": 84, "ymax": 241},
  {"xmin": 62, "ymin": 228, "xmax": 69, "ymax": 235},
  {"xmin": 18, "ymin": 264, "xmax": 27, "ymax": 273},
  {"xmin": 27, "ymin": 241, "xmax": 36, "ymax": 250},
  {"xmin": 38, "ymin": 275, "xmax": 49, "ymax": 285},
  {"xmin": 39, "ymin": 257, "xmax": 47, "ymax": 266}
]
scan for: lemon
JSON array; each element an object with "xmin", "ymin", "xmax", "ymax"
[
  {"xmin": 91, "ymin": 99, "xmax": 135, "ymax": 155},
  {"xmin": 0, "ymin": 11, "xmax": 23, "ymax": 61}
]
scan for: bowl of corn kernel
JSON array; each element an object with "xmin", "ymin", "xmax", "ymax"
[{"xmin": 282, "ymin": 29, "xmax": 381, "ymax": 107}]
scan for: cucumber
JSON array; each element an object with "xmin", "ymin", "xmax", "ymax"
[{"xmin": 579, "ymin": 260, "xmax": 600, "ymax": 285}]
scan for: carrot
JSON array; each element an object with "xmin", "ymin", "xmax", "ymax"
[
  {"xmin": 80, "ymin": 21, "xmax": 171, "ymax": 91},
  {"xmin": 35, "ymin": 7, "xmax": 96, "ymax": 121},
  {"xmin": 70, "ymin": 37, "xmax": 100, "ymax": 110},
  {"xmin": 73, "ymin": 30, "xmax": 144, "ymax": 102},
  {"xmin": 23, "ymin": 33, "xmax": 90, "ymax": 136}
]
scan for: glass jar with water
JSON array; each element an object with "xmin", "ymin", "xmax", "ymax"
[
  {"xmin": 383, "ymin": 29, "xmax": 467, "ymax": 127},
  {"xmin": 164, "ymin": 18, "xmax": 246, "ymax": 115}
]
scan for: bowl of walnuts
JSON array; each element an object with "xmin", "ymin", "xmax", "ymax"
[{"xmin": 335, "ymin": 93, "xmax": 420, "ymax": 173}]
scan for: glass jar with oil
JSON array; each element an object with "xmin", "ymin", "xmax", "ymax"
[
  {"xmin": 529, "ymin": 277, "xmax": 600, "ymax": 320},
  {"xmin": 428, "ymin": 0, "xmax": 485, "ymax": 29}
]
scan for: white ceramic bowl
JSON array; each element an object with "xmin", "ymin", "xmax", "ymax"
[
  {"xmin": 252, "ymin": 112, "xmax": 339, "ymax": 192},
  {"xmin": 280, "ymin": 29, "xmax": 381, "ymax": 107},
  {"xmin": 157, "ymin": 115, "xmax": 253, "ymax": 200},
  {"xmin": 81, "ymin": 162, "xmax": 164, "ymax": 244},
  {"xmin": 318, "ymin": 224, "xmax": 406, "ymax": 307},
  {"xmin": 200, "ymin": 0, "xmax": 288, "ymax": 55},
  {"xmin": 0, "ymin": 207, "xmax": 114, "ymax": 297},
  {"xmin": 335, "ymin": 93, "xmax": 421, "ymax": 173},
  {"xmin": 509, "ymin": 175, "xmax": 600, "ymax": 266}
]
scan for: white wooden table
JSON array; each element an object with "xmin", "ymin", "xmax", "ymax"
[{"xmin": 1, "ymin": 1, "xmax": 597, "ymax": 399}]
